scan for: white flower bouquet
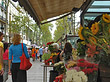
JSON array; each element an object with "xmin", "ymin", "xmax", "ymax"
[{"xmin": 64, "ymin": 69, "xmax": 88, "ymax": 82}]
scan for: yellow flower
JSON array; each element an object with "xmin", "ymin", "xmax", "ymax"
[
  {"xmin": 103, "ymin": 39, "xmax": 108, "ymax": 44},
  {"xmin": 78, "ymin": 26, "xmax": 85, "ymax": 40},
  {"xmin": 51, "ymin": 53, "xmax": 57, "ymax": 56},
  {"xmin": 81, "ymin": 41, "xmax": 86, "ymax": 45},
  {"xmin": 89, "ymin": 37, "xmax": 97, "ymax": 45},
  {"xmin": 67, "ymin": 61, "xmax": 77, "ymax": 68},
  {"xmin": 91, "ymin": 22, "xmax": 99, "ymax": 35},
  {"xmin": 85, "ymin": 27, "xmax": 89, "ymax": 29},
  {"xmin": 102, "ymin": 14, "xmax": 110, "ymax": 23}
]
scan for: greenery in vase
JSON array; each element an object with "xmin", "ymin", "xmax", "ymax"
[
  {"xmin": 42, "ymin": 53, "xmax": 51, "ymax": 60},
  {"xmin": 77, "ymin": 41, "xmax": 86, "ymax": 57},
  {"xmin": 54, "ymin": 61, "xmax": 66, "ymax": 74}
]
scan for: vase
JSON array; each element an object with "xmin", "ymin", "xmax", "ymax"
[
  {"xmin": 87, "ymin": 72, "xmax": 98, "ymax": 82},
  {"xmin": 99, "ymin": 64, "xmax": 110, "ymax": 82},
  {"xmin": 44, "ymin": 60, "xmax": 49, "ymax": 65}
]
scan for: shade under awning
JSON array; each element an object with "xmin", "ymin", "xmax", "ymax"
[{"xmin": 12, "ymin": 0, "xmax": 88, "ymax": 25}]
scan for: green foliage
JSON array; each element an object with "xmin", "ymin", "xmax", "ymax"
[
  {"xmin": 9, "ymin": 12, "xmax": 40, "ymax": 43},
  {"xmin": 40, "ymin": 23, "xmax": 53, "ymax": 45},
  {"xmin": 77, "ymin": 42, "xmax": 86, "ymax": 56},
  {"xmin": 48, "ymin": 45, "xmax": 54, "ymax": 52},
  {"xmin": 54, "ymin": 61, "xmax": 66, "ymax": 74},
  {"xmin": 9, "ymin": 15, "xmax": 23, "ymax": 33},
  {"xmin": 54, "ymin": 17, "xmax": 69, "ymax": 41},
  {"xmin": 42, "ymin": 53, "xmax": 51, "ymax": 60}
]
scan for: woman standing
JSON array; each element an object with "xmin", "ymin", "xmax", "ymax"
[
  {"xmin": 60, "ymin": 42, "xmax": 72, "ymax": 61},
  {"xmin": 8, "ymin": 34, "xmax": 30, "ymax": 82},
  {"xmin": 3, "ymin": 43, "xmax": 9, "ymax": 82},
  {"xmin": 0, "ymin": 32, "xmax": 4, "ymax": 82}
]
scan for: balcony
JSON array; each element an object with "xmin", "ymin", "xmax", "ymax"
[{"xmin": 0, "ymin": 4, "xmax": 6, "ymax": 12}]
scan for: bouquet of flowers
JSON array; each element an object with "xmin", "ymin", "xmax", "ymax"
[
  {"xmin": 77, "ymin": 40, "xmax": 86, "ymax": 57},
  {"xmin": 54, "ymin": 61, "xmax": 66, "ymax": 74},
  {"xmin": 65, "ymin": 69, "xmax": 88, "ymax": 82},
  {"xmin": 42, "ymin": 53, "xmax": 51, "ymax": 65},
  {"xmin": 72, "ymin": 48, "xmax": 78, "ymax": 61},
  {"xmin": 47, "ymin": 41, "xmax": 54, "ymax": 52},
  {"xmin": 77, "ymin": 59, "xmax": 98, "ymax": 82}
]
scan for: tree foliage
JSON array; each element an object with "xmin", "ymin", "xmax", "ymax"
[
  {"xmin": 40, "ymin": 23, "xmax": 53, "ymax": 45},
  {"xmin": 9, "ymin": 13, "xmax": 39, "ymax": 43},
  {"xmin": 54, "ymin": 17, "xmax": 69, "ymax": 41}
]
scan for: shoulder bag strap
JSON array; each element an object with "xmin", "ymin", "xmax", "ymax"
[{"xmin": 21, "ymin": 43, "xmax": 24, "ymax": 52}]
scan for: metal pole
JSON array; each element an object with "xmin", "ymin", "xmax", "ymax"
[
  {"xmin": 63, "ymin": 17, "xmax": 67, "ymax": 35},
  {"xmin": 71, "ymin": 12, "xmax": 73, "ymax": 35},
  {"xmin": 73, "ymin": 12, "xmax": 75, "ymax": 35}
]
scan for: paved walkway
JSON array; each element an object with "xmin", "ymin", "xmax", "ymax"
[{"xmin": 7, "ymin": 58, "xmax": 53, "ymax": 82}]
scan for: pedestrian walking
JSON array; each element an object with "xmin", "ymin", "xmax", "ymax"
[
  {"xmin": 32, "ymin": 47, "xmax": 36, "ymax": 61},
  {"xmin": 39, "ymin": 46, "xmax": 43, "ymax": 62},
  {"xmin": 35, "ymin": 48, "xmax": 38, "ymax": 60},
  {"xmin": 8, "ymin": 34, "xmax": 30, "ymax": 82},
  {"xmin": 3, "ymin": 42, "xmax": 9, "ymax": 82},
  {"xmin": 0, "ymin": 32, "xmax": 4, "ymax": 82}
]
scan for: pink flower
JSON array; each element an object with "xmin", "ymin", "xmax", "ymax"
[{"xmin": 73, "ymin": 66, "xmax": 80, "ymax": 71}]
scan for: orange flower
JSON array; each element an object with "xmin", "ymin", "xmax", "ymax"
[
  {"xmin": 89, "ymin": 37, "xmax": 97, "ymax": 45},
  {"xmin": 102, "ymin": 14, "xmax": 110, "ymax": 23},
  {"xmin": 86, "ymin": 44, "xmax": 99, "ymax": 58},
  {"xmin": 78, "ymin": 25, "xmax": 85, "ymax": 40},
  {"xmin": 91, "ymin": 22, "xmax": 99, "ymax": 35}
]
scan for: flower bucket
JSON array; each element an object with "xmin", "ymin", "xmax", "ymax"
[
  {"xmin": 49, "ymin": 70, "xmax": 58, "ymax": 82},
  {"xmin": 99, "ymin": 64, "xmax": 110, "ymax": 82},
  {"xmin": 44, "ymin": 60, "xmax": 50, "ymax": 65},
  {"xmin": 87, "ymin": 72, "xmax": 98, "ymax": 82}
]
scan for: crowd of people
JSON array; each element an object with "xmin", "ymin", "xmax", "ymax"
[
  {"xmin": 28, "ymin": 45, "xmax": 48, "ymax": 62},
  {"xmin": 0, "ymin": 31, "xmax": 73, "ymax": 82},
  {"xmin": 0, "ymin": 32, "xmax": 55, "ymax": 82}
]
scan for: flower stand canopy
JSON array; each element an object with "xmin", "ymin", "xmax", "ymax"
[{"xmin": 12, "ymin": 0, "xmax": 91, "ymax": 25}]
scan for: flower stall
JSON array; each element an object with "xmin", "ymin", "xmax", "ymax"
[
  {"xmin": 53, "ymin": 14, "xmax": 110, "ymax": 82},
  {"xmin": 78, "ymin": 13, "xmax": 110, "ymax": 82},
  {"xmin": 42, "ymin": 42, "xmax": 59, "ymax": 65}
]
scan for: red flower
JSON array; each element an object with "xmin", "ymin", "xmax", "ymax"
[
  {"xmin": 77, "ymin": 63, "xmax": 85, "ymax": 67},
  {"xmin": 78, "ymin": 59, "xmax": 86, "ymax": 62},
  {"xmin": 92, "ymin": 68, "xmax": 98, "ymax": 71},
  {"xmin": 54, "ymin": 74, "xmax": 63, "ymax": 82},
  {"xmin": 47, "ymin": 42, "xmax": 54, "ymax": 45},
  {"xmin": 82, "ymin": 68, "xmax": 94, "ymax": 74}
]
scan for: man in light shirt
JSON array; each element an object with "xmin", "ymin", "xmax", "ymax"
[{"xmin": 39, "ymin": 46, "xmax": 43, "ymax": 62}]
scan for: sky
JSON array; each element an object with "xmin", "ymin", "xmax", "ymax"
[{"xmin": 51, "ymin": 21, "xmax": 56, "ymax": 39}]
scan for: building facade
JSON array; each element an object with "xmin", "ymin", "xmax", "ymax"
[{"xmin": 0, "ymin": 0, "xmax": 7, "ymax": 41}]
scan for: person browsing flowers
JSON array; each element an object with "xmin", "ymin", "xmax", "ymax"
[{"xmin": 8, "ymin": 34, "xmax": 30, "ymax": 82}]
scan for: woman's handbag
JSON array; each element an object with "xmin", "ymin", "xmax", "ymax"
[{"xmin": 20, "ymin": 43, "xmax": 32, "ymax": 70}]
